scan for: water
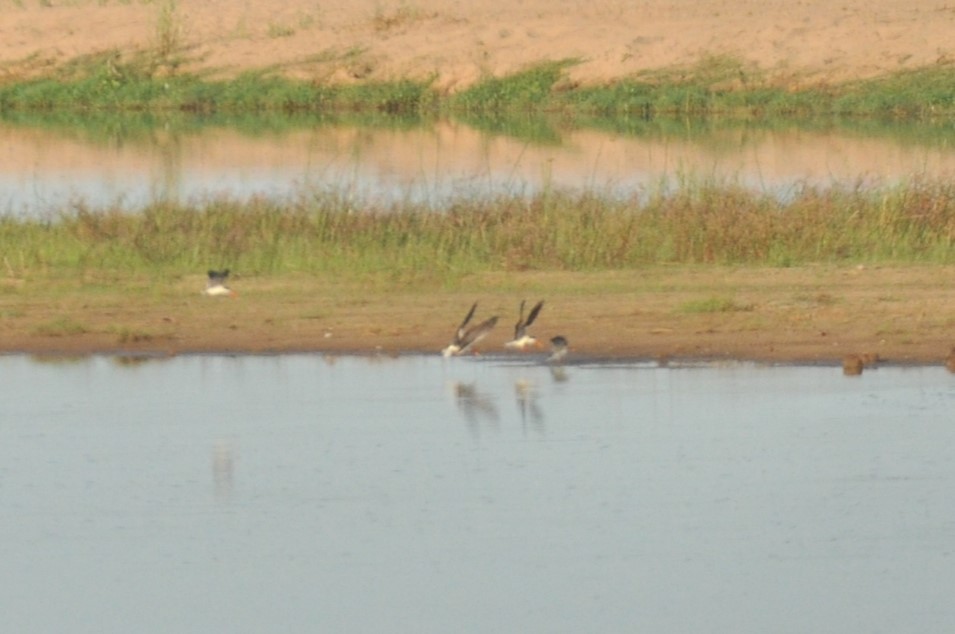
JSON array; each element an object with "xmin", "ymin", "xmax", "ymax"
[
  {"xmin": 5, "ymin": 117, "xmax": 955, "ymax": 216},
  {"xmin": 3, "ymin": 354, "xmax": 954, "ymax": 632}
]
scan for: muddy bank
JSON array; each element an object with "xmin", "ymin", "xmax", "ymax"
[{"xmin": 4, "ymin": 267, "xmax": 955, "ymax": 366}]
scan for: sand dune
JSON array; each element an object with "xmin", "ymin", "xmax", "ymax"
[{"xmin": 1, "ymin": 0, "xmax": 953, "ymax": 89}]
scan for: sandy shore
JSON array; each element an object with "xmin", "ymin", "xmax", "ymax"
[
  {"xmin": 4, "ymin": 267, "xmax": 955, "ymax": 366},
  {"xmin": 2, "ymin": 0, "xmax": 953, "ymax": 89}
]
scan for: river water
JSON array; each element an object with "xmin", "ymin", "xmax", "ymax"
[
  {"xmin": 4, "ymin": 117, "xmax": 955, "ymax": 216},
  {"xmin": 3, "ymin": 354, "xmax": 954, "ymax": 632}
]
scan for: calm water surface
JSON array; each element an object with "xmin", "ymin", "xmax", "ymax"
[
  {"xmin": 2, "ymin": 354, "xmax": 954, "ymax": 632},
  {"xmin": 5, "ymin": 118, "xmax": 955, "ymax": 216}
]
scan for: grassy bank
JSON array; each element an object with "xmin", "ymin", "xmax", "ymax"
[
  {"xmin": 2, "ymin": 54, "xmax": 955, "ymax": 118},
  {"xmin": 4, "ymin": 179, "xmax": 955, "ymax": 285}
]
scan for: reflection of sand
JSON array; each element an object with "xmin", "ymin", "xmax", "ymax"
[
  {"xmin": 4, "ymin": 121, "xmax": 955, "ymax": 214},
  {"xmin": 1, "ymin": 1, "xmax": 953, "ymax": 89}
]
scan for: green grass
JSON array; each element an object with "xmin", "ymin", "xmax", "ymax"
[
  {"xmin": 451, "ymin": 61, "xmax": 574, "ymax": 113},
  {"xmin": 562, "ymin": 58, "xmax": 955, "ymax": 118},
  {"xmin": 3, "ymin": 178, "xmax": 955, "ymax": 285},
  {"xmin": 0, "ymin": 52, "xmax": 435, "ymax": 114},
  {"xmin": 833, "ymin": 66, "xmax": 955, "ymax": 117},
  {"xmin": 1, "ymin": 54, "xmax": 954, "ymax": 117}
]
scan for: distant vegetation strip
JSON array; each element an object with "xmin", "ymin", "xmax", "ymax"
[
  {"xmin": 3, "ymin": 178, "xmax": 955, "ymax": 282},
  {"xmin": 1, "ymin": 54, "xmax": 954, "ymax": 118}
]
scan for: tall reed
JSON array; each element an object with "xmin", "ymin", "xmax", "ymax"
[{"xmin": 3, "ymin": 179, "xmax": 955, "ymax": 283}]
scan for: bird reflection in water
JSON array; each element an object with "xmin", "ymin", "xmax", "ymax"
[
  {"xmin": 212, "ymin": 439, "xmax": 236, "ymax": 503},
  {"xmin": 515, "ymin": 379, "xmax": 545, "ymax": 436},
  {"xmin": 549, "ymin": 365, "xmax": 569, "ymax": 382},
  {"xmin": 546, "ymin": 335, "xmax": 570, "ymax": 382},
  {"xmin": 450, "ymin": 381, "xmax": 499, "ymax": 435}
]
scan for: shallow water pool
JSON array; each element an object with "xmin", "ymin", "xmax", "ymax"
[{"xmin": 2, "ymin": 354, "xmax": 954, "ymax": 632}]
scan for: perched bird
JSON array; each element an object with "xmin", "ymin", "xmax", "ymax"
[
  {"xmin": 547, "ymin": 335, "xmax": 569, "ymax": 363},
  {"xmin": 504, "ymin": 299, "xmax": 544, "ymax": 350},
  {"xmin": 442, "ymin": 302, "xmax": 499, "ymax": 357},
  {"xmin": 202, "ymin": 269, "xmax": 236, "ymax": 297}
]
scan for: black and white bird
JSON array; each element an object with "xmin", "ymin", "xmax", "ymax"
[
  {"xmin": 504, "ymin": 299, "xmax": 544, "ymax": 350},
  {"xmin": 442, "ymin": 302, "xmax": 498, "ymax": 357},
  {"xmin": 202, "ymin": 269, "xmax": 236, "ymax": 297},
  {"xmin": 547, "ymin": 335, "xmax": 569, "ymax": 363}
]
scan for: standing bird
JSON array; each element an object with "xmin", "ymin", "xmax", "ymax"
[
  {"xmin": 202, "ymin": 269, "xmax": 236, "ymax": 297},
  {"xmin": 547, "ymin": 335, "xmax": 569, "ymax": 363},
  {"xmin": 505, "ymin": 299, "xmax": 545, "ymax": 350},
  {"xmin": 442, "ymin": 302, "xmax": 499, "ymax": 357}
]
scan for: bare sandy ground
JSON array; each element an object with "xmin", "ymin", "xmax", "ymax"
[
  {"xmin": 4, "ymin": 267, "xmax": 955, "ymax": 367},
  {"xmin": 1, "ymin": 0, "xmax": 954, "ymax": 89}
]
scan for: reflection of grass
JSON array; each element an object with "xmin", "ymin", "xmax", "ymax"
[
  {"xmin": 451, "ymin": 112, "xmax": 563, "ymax": 145},
  {"xmin": 0, "ymin": 107, "xmax": 427, "ymax": 147}
]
